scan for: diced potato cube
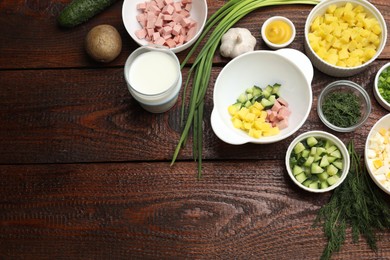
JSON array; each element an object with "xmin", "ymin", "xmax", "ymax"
[
  {"xmin": 263, "ymin": 127, "xmax": 280, "ymax": 137},
  {"xmin": 249, "ymin": 128, "xmax": 262, "ymax": 138},
  {"xmin": 327, "ymin": 4, "xmax": 337, "ymax": 14},
  {"xmin": 338, "ymin": 48, "xmax": 349, "ymax": 60},
  {"xmin": 245, "ymin": 112, "xmax": 256, "ymax": 122},
  {"xmin": 232, "ymin": 118, "xmax": 243, "ymax": 129}
]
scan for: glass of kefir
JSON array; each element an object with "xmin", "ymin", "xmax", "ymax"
[{"xmin": 124, "ymin": 45, "xmax": 182, "ymax": 113}]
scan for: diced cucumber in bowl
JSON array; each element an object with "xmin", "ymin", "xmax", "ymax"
[{"xmin": 285, "ymin": 131, "xmax": 350, "ymax": 193}]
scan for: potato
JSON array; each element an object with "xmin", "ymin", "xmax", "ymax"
[
  {"xmin": 85, "ymin": 24, "xmax": 122, "ymax": 63},
  {"xmin": 308, "ymin": 3, "xmax": 382, "ymax": 67}
]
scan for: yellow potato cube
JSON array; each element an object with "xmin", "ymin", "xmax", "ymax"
[
  {"xmin": 245, "ymin": 112, "xmax": 256, "ymax": 122},
  {"xmin": 252, "ymin": 101, "xmax": 264, "ymax": 111},
  {"xmin": 364, "ymin": 48, "xmax": 376, "ymax": 61},
  {"xmin": 344, "ymin": 2, "xmax": 353, "ymax": 12},
  {"xmin": 249, "ymin": 128, "xmax": 262, "ymax": 139},
  {"xmin": 324, "ymin": 53, "xmax": 338, "ymax": 65},
  {"xmin": 338, "ymin": 48, "xmax": 349, "ymax": 60},
  {"xmin": 243, "ymin": 122, "xmax": 252, "ymax": 130},
  {"xmin": 228, "ymin": 105, "xmax": 239, "ymax": 116},
  {"xmin": 333, "ymin": 7, "xmax": 344, "ymax": 18},
  {"xmin": 263, "ymin": 127, "xmax": 280, "ymax": 137},
  {"xmin": 237, "ymin": 107, "xmax": 249, "ymax": 120},
  {"xmin": 232, "ymin": 118, "xmax": 243, "ymax": 129},
  {"xmin": 327, "ymin": 4, "xmax": 337, "ymax": 14}
]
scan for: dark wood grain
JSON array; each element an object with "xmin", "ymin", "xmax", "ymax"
[
  {"xmin": 1, "ymin": 162, "xmax": 389, "ymax": 259},
  {"xmin": 0, "ymin": 62, "xmax": 388, "ymax": 164},
  {"xmin": 1, "ymin": 0, "xmax": 390, "ymax": 259}
]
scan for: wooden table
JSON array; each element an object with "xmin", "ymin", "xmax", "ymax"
[{"xmin": 1, "ymin": 0, "xmax": 389, "ymax": 259}]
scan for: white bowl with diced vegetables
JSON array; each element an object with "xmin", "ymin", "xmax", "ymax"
[
  {"xmin": 122, "ymin": 0, "xmax": 208, "ymax": 53},
  {"xmin": 211, "ymin": 49, "xmax": 313, "ymax": 145},
  {"xmin": 365, "ymin": 114, "xmax": 390, "ymax": 195},
  {"xmin": 285, "ymin": 131, "xmax": 350, "ymax": 193}
]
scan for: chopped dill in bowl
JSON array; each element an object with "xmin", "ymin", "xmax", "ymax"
[
  {"xmin": 321, "ymin": 92, "xmax": 361, "ymax": 128},
  {"xmin": 317, "ymin": 80, "xmax": 371, "ymax": 132}
]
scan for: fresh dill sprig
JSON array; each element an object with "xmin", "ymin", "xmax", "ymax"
[{"xmin": 314, "ymin": 141, "xmax": 390, "ymax": 260}]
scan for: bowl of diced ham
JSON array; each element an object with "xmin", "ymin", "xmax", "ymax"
[
  {"xmin": 122, "ymin": 0, "xmax": 208, "ymax": 53},
  {"xmin": 210, "ymin": 49, "xmax": 314, "ymax": 145}
]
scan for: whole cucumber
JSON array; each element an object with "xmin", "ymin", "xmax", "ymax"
[{"xmin": 58, "ymin": 0, "xmax": 118, "ymax": 28}]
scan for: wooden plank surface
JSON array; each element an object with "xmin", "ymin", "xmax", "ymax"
[
  {"xmin": 1, "ymin": 0, "xmax": 390, "ymax": 259},
  {"xmin": 1, "ymin": 162, "xmax": 390, "ymax": 259}
]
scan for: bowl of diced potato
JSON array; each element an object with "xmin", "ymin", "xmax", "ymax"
[{"xmin": 304, "ymin": 0, "xmax": 387, "ymax": 77}]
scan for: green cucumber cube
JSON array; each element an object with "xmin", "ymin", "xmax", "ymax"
[
  {"xmin": 311, "ymin": 163, "xmax": 324, "ymax": 174},
  {"xmin": 302, "ymin": 179, "xmax": 312, "ymax": 187},
  {"xmin": 327, "ymin": 164, "xmax": 339, "ymax": 176},
  {"xmin": 319, "ymin": 155, "xmax": 330, "ymax": 167},
  {"xmin": 333, "ymin": 160, "xmax": 343, "ymax": 170},
  {"xmin": 307, "ymin": 136, "xmax": 318, "ymax": 147},
  {"xmin": 292, "ymin": 165, "xmax": 304, "ymax": 176},
  {"xmin": 309, "ymin": 182, "xmax": 319, "ymax": 189},
  {"xmin": 295, "ymin": 172, "xmax": 307, "ymax": 183},
  {"xmin": 304, "ymin": 156, "xmax": 315, "ymax": 167},
  {"xmin": 330, "ymin": 150, "xmax": 342, "ymax": 159},
  {"xmin": 310, "ymin": 147, "xmax": 317, "ymax": 155},
  {"xmin": 327, "ymin": 175, "xmax": 340, "ymax": 186},
  {"xmin": 301, "ymin": 149, "xmax": 310, "ymax": 158},
  {"xmin": 325, "ymin": 140, "xmax": 334, "ymax": 149},
  {"xmin": 294, "ymin": 142, "xmax": 306, "ymax": 154},
  {"xmin": 326, "ymin": 145, "xmax": 338, "ymax": 154},
  {"xmin": 318, "ymin": 171, "xmax": 329, "ymax": 181},
  {"xmin": 237, "ymin": 93, "xmax": 247, "ymax": 103},
  {"xmin": 320, "ymin": 181, "xmax": 329, "ymax": 189}
]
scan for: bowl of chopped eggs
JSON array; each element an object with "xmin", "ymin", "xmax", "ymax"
[
  {"xmin": 210, "ymin": 49, "xmax": 313, "ymax": 145},
  {"xmin": 317, "ymin": 80, "xmax": 371, "ymax": 132},
  {"xmin": 304, "ymin": 0, "xmax": 387, "ymax": 77},
  {"xmin": 374, "ymin": 62, "xmax": 390, "ymax": 111},
  {"xmin": 365, "ymin": 114, "xmax": 390, "ymax": 195}
]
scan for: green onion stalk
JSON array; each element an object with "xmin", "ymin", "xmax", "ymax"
[{"xmin": 171, "ymin": 0, "xmax": 321, "ymax": 178}]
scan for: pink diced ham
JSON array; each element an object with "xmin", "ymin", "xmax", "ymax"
[
  {"xmin": 134, "ymin": 0, "xmax": 198, "ymax": 49},
  {"xmin": 277, "ymin": 97, "xmax": 289, "ymax": 107},
  {"xmin": 155, "ymin": 0, "xmax": 165, "ymax": 9},
  {"xmin": 271, "ymin": 100, "xmax": 282, "ymax": 112},
  {"xmin": 277, "ymin": 106, "xmax": 291, "ymax": 120},
  {"xmin": 184, "ymin": 3, "xmax": 192, "ymax": 11},
  {"xmin": 172, "ymin": 24, "xmax": 182, "ymax": 36},
  {"xmin": 135, "ymin": 29, "xmax": 147, "ymax": 39},
  {"xmin": 173, "ymin": 2, "xmax": 182, "ymax": 12},
  {"xmin": 137, "ymin": 3, "xmax": 147, "ymax": 10},
  {"xmin": 162, "ymin": 4, "xmax": 175, "ymax": 14},
  {"xmin": 277, "ymin": 119, "xmax": 289, "ymax": 130},
  {"xmin": 165, "ymin": 38, "xmax": 176, "ymax": 48},
  {"xmin": 154, "ymin": 37, "xmax": 166, "ymax": 46}
]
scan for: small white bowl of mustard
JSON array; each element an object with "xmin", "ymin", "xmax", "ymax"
[{"xmin": 261, "ymin": 16, "xmax": 296, "ymax": 49}]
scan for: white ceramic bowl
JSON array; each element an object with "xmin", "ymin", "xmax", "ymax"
[
  {"xmin": 365, "ymin": 114, "xmax": 390, "ymax": 195},
  {"xmin": 122, "ymin": 0, "xmax": 207, "ymax": 53},
  {"xmin": 261, "ymin": 16, "xmax": 296, "ymax": 50},
  {"xmin": 374, "ymin": 62, "xmax": 390, "ymax": 111},
  {"xmin": 286, "ymin": 131, "xmax": 350, "ymax": 193},
  {"xmin": 211, "ymin": 48, "xmax": 313, "ymax": 145},
  {"xmin": 304, "ymin": 0, "xmax": 387, "ymax": 77}
]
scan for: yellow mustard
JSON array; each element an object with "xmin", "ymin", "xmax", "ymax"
[{"xmin": 265, "ymin": 20, "xmax": 292, "ymax": 45}]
